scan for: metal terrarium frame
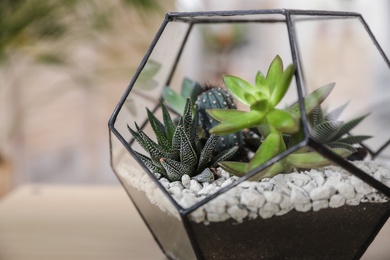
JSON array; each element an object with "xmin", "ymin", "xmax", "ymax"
[{"xmin": 109, "ymin": 9, "xmax": 390, "ymax": 260}]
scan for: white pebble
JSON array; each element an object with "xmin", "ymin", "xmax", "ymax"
[
  {"xmin": 189, "ymin": 180, "xmax": 202, "ymax": 192},
  {"xmin": 329, "ymin": 194, "xmax": 346, "ymax": 208},
  {"xmin": 263, "ymin": 191, "xmax": 282, "ymax": 204},
  {"xmin": 289, "ymin": 183, "xmax": 310, "ymax": 204},
  {"xmin": 310, "ymin": 185, "xmax": 336, "ymax": 201},
  {"xmin": 221, "ymin": 178, "xmax": 234, "ymax": 188},
  {"xmin": 181, "ymin": 175, "xmax": 191, "ymax": 189},
  {"xmin": 336, "ymin": 182, "xmax": 355, "ymax": 199},
  {"xmin": 259, "ymin": 202, "xmax": 280, "ymax": 219},
  {"xmin": 240, "ymin": 189, "xmax": 265, "ymax": 208},
  {"xmin": 295, "ymin": 202, "xmax": 312, "ymax": 212},
  {"xmin": 313, "ymin": 199, "xmax": 329, "ymax": 211},
  {"xmin": 227, "ymin": 205, "xmax": 248, "ymax": 223}
]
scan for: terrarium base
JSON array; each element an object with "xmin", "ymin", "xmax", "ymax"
[{"xmin": 189, "ymin": 202, "xmax": 390, "ymax": 260}]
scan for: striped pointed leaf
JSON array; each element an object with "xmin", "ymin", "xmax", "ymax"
[
  {"xmin": 325, "ymin": 101, "xmax": 349, "ymax": 121},
  {"xmin": 210, "ymin": 146, "xmax": 239, "ymax": 168},
  {"xmin": 160, "ymin": 157, "xmax": 192, "ymax": 181},
  {"xmin": 134, "ymin": 151, "xmax": 166, "ymax": 176},
  {"xmin": 179, "ymin": 126, "xmax": 198, "ymax": 169},
  {"xmin": 147, "ymin": 109, "xmax": 170, "ymax": 150},
  {"xmin": 337, "ymin": 135, "xmax": 372, "ymax": 145},
  {"xmin": 312, "ymin": 120, "xmax": 343, "ymax": 142},
  {"xmin": 333, "ymin": 114, "xmax": 370, "ymax": 140},
  {"xmin": 327, "ymin": 142, "xmax": 357, "ymax": 153},
  {"xmin": 161, "ymin": 102, "xmax": 175, "ymax": 144},
  {"xmin": 197, "ymin": 135, "xmax": 219, "ymax": 173}
]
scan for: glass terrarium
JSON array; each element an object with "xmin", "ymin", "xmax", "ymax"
[{"xmin": 109, "ymin": 10, "xmax": 390, "ymax": 259}]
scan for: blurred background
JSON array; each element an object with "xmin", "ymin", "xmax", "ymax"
[{"xmin": 1, "ymin": 0, "xmax": 389, "ymax": 197}]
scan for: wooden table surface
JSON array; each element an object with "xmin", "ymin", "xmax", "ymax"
[{"xmin": 0, "ymin": 185, "xmax": 389, "ymax": 260}]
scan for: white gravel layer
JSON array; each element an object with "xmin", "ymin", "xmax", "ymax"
[{"xmin": 119, "ymin": 160, "xmax": 390, "ymax": 224}]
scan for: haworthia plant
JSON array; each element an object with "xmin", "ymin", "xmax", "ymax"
[{"xmin": 128, "ymin": 98, "xmax": 239, "ymax": 182}]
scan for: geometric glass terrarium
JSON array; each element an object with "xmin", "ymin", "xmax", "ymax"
[{"xmin": 109, "ymin": 9, "xmax": 390, "ymax": 259}]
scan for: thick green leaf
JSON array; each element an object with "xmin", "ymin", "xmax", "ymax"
[
  {"xmin": 266, "ymin": 55, "xmax": 283, "ymax": 88},
  {"xmin": 248, "ymin": 132, "xmax": 281, "ymax": 171},
  {"xmin": 286, "ymin": 148, "xmax": 352, "ymax": 169},
  {"xmin": 250, "ymin": 98, "xmax": 269, "ymax": 112},
  {"xmin": 206, "ymin": 109, "xmax": 247, "ymax": 122},
  {"xmin": 269, "ymin": 64, "xmax": 294, "ymax": 106},
  {"xmin": 288, "ymin": 83, "xmax": 335, "ymax": 117},
  {"xmin": 219, "ymin": 161, "xmax": 249, "ymax": 176},
  {"xmin": 162, "ymin": 86, "xmax": 187, "ymax": 114},
  {"xmin": 223, "ymin": 75, "xmax": 256, "ymax": 105},
  {"xmin": 255, "ymin": 71, "xmax": 270, "ymax": 96},
  {"xmin": 267, "ymin": 109, "xmax": 299, "ymax": 134},
  {"xmin": 209, "ymin": 110, "xmax": 265, "ymax": 135}
]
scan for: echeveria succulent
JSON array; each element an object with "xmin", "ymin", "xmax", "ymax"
[{"xmin": 208, "ymin": 55, "xmax": 364, "ymax": 180}]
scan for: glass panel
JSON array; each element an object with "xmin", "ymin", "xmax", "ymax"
[
  {"xmin": 114, "ymin": 21, "xmax": 191, "ymax": 142},
  {"xmin": 110, "ymin": 132, "xmax": 197, "ymax": 259},
  {"xmin": 293, "ymin": 16, "xmax": 390, "ymax": 156}
]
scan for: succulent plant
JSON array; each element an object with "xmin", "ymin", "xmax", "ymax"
[
  {"xmin": 128, "ymin": 98, "xmax": 239, "ymax": 182},
  {"xmin": 307, "ymin": 104, "xmax": 371, "ymax": 156},
  {"xmin": 163, "ymin": 78, "xmax": 261, "ymax": 158},
  {"xmin": 207, "ymin": 55, "xmax": 366, "ymax": 180}
]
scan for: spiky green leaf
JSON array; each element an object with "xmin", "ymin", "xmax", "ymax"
[
  {"xmin": 161, "ymin": 102, "xmax": 175, "ymax": 144},
  {"xmin": 210, "ymin": 146, "xmax": 239, "ymax": 168},
  {"xmin": 147, "ymin": 109, "xmax": 170, "ymax": 149},
  {"xmin": 327, "ymin": 142, "xmax": 357, "ymax": 153},
  {"xmin": 178, "ymin": 126, "xmax": 198, "ymax": 169},
  {"xmin": 333, "ymin": 114, "xmax": 370, "ymax": 140},
  {"xmin": 337, "ymin": 135, "xmax": 372, "ymax": 145},
  {"xmin": 160, "ymin": 157, "xmax": 192, "ymax": 181},
  {"xmin": 325, "ymin": 101, "xmax": 349, "ymax": 121},
  {"xmin": 312, "ymin": 120, "xmax": 343, "ymax": 142},
  {"xmin": 134, "ymin": 151, "xmax": 166, "ymax": 176},
  {"xmin": 197, "ymin": 135, "xmax": 219, "ymax": 172}
]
